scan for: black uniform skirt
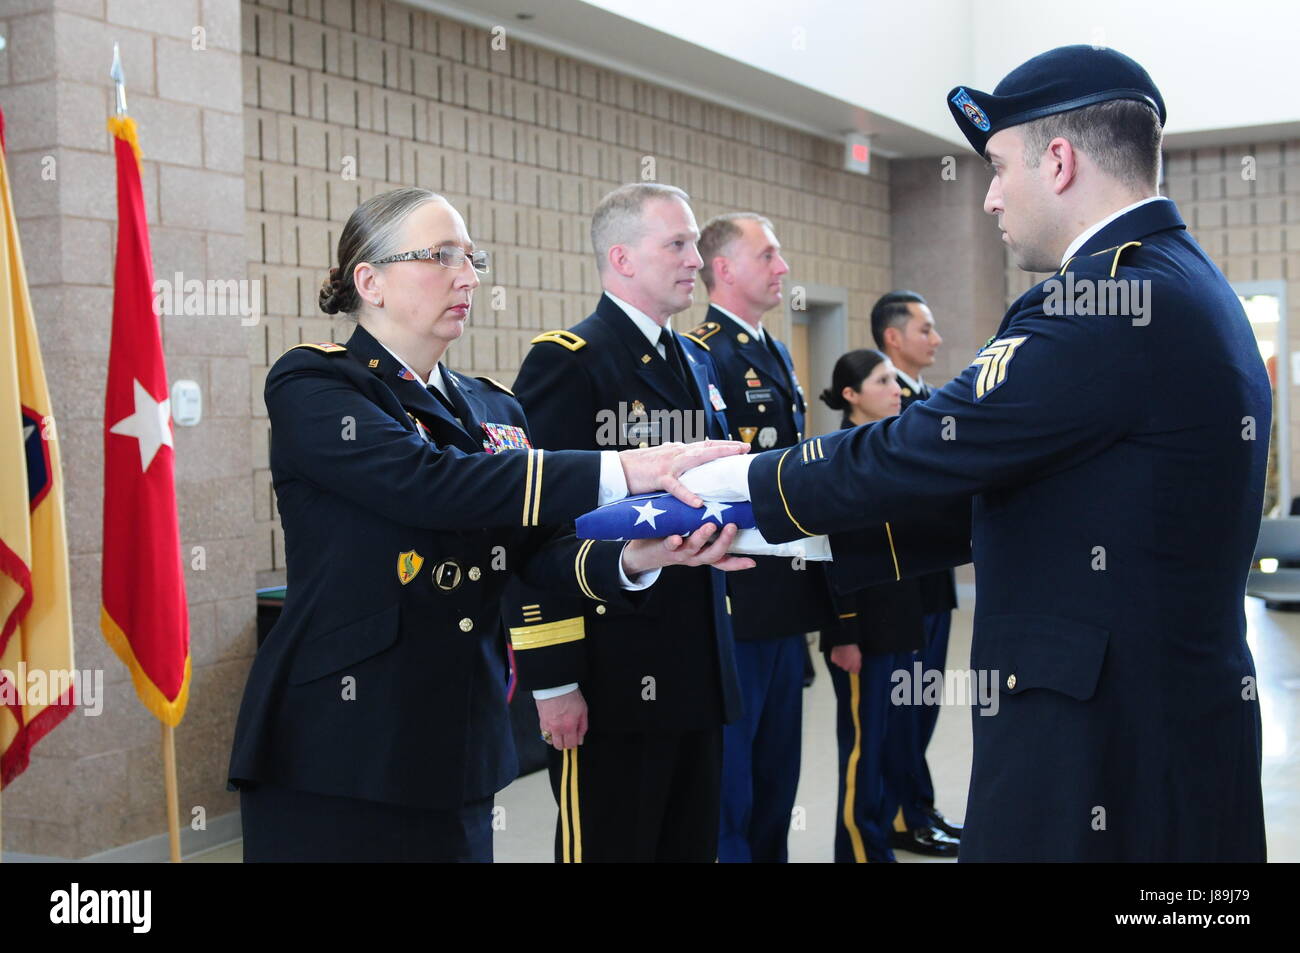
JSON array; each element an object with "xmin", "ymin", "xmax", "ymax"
[{"xmin": 239, "ymin": 782, "xmax": 494, "ymax": 862}]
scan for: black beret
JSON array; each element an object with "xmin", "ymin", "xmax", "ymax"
[{"xmin": 946, "ymin": 45, "xmax": 1166, "ymax": 156}]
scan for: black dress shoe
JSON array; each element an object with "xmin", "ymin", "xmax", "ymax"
[
  {"xmin": 926, "ymin": 807, "xmax": 963, "ymax": 840},
  {"xmin": 889, "ymin": 825, "xmax": 960, "ymax": 857}
]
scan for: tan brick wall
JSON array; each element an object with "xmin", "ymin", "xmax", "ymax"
[
  {"xmin": 1002, "ymin": 139, "xmax": 1300, "ymax": 508},
  {"xmin": 0, "ymin": 0, "xmax": 252, "ymax": 858},
  {"xmin": 242, "ymin": 0, "xmax": 894, "ymax": 587}
]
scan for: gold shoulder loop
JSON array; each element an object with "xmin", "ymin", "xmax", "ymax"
[
  {"xmin": 688, "ymin": 320, "xmax": 722, "ymax": 342},
  {"xmin": 1057, "ymin": 256, "xmax": 1078, "ymax": 276},
  {"xmin": 681, "ymin": 332, "xmax": 711, "ymax": 351},
  {"xmin": 479, "ymin": 376, "xmax": 515, "ymax": 397},
  {"xmin": 1103, "ymin": 241, "xmax": 1142, "ymax": 278},
  {"xmin": 530, "ymin": 329, "xmax": 587, "ymax": 352},
  {"xmin": 289, "ymin": 341, "xmax": 347, "ymax": 355}
]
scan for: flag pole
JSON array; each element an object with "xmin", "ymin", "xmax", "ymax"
[{"xmin": 112, "ymin": 44, "xmax": 182, "ymax": 864}]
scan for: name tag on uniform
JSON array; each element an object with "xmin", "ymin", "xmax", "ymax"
[
  {"xmin": 745, "ymin": 387, "xmax": 774, "ymax": 404},
  {"xmin": 481, "ymin": 422, "xmax": 532, "ymax": 454},
  {"xmin": 708, "ymin": 383, "xmax": 727, "ymax": 411}
]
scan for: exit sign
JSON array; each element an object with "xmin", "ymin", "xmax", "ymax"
[{"xmin": 845, "ymin": 134, "xmax": 871, "ymax": 175}]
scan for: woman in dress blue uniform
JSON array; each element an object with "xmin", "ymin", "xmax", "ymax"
[
  {"xmin": 817, "ymin": 350, "xmax": 934, "ymax": 863},
  {"xmin": 227, "ymin": 188, "xmax": 748, "ymax": 862}
]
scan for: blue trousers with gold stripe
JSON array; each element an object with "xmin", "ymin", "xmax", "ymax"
[
  {"xmin": 718, "ymin": 633, "xmax": 805, "ymax": 862},
  {"xmin": 547, "ymin": 728, "xmax": 722, "ymax": 863},
  {"xmin": 883, "ymin": 611, "xmax": 952, "ymax": 832},
  {"xmin": 826, "ymin": 651, "xmax": 897, "ymax": 862}
]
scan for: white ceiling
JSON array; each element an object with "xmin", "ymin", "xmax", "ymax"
[{"xmin": 410, "ymin": 0, "xmax": 1299, "ymax": 155}]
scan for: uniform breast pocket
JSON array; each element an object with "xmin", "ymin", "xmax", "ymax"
[
  {"xmin": 972, "ymin": 613, "xmax": 1109, "ymax": 702},
  {"xmin": 289, "ymin": 604, "xmax": 401, "ymax": 685}
]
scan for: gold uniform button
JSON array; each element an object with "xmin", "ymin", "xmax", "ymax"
[
  {"xmin": 1006, "ymin": 673, "xmax": 1016, "ymax": 690},
  {"xmin": 468, "ymin": 566, "xmax": 482, "ymax": 581},
  {"xmin": 758, "ymin": 404, "xmax": 766, "ymax": 413},
  {"xmin": 459, "ymin": 617, "xmax": 474, "ymax": 632},
  {"xmin": 638, "ymin": 441, "xmax": 648, "ymax": 448},
  {"xmin": 595, "ymin": 605, "xmax": 606, "ymax": 615},
  {"xmin": 737, "ymin": 332, "xmax": 750, "ymax": 344}
]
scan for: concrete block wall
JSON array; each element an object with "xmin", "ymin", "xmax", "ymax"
[
  {"xmin": 242, "ymin": 0, "xmax": 894, "ymax": 587},
  {"xmin": 0, "ymin": 0, "xmax": 252, "ymax": 857}
]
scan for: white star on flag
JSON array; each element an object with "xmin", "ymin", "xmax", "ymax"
[
  {"xmin": 109, "ymin": 378, "xmax": 173, "ymax": 472},
  {"xmin": 632, "ymin": 499, "xmax": 667, "ymax": 529},
  {"xmin": 700, "ymin": 500, "xmax": 732, "ymax": 523}
]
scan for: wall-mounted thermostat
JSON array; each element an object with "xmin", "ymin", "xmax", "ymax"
[{"xmin": 171, "ymin": 380, "xmax": 202, "ymax": 427}]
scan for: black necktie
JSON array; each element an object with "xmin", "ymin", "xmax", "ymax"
[
  {"xmin": 762, "ymin": 333, "xmax": 792, "ymax": 387},
  {"xmin": 428, "ymin": 382, "xmax": 461, "ymax": 423},
  {"xmin": 659, "ymin": 329, "xmax": 693, "ymax": 395}
]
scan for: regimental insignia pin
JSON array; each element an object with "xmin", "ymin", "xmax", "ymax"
[
  {"xmin": 737, "ymin": 332, "xmax": 750, "ymax": 344},
  {"xmin": 641, "ymin": 354, "xmax": 652, "ymax": 364},
  {"xmin": 397, "ymin": 550, "xmax": 424, "ymax": 585},
  {"xmin": 901, "ymin": 387, "xmax": 912, "ymax": 397},
  {"xmin": 368, "ymin": 358, "xmax": 380, "ymax": 368},
  {"xmin": 631, "ymin": 399, "xmax": 646, "ymax": 417},
  {"xmin": 738, "ymin": 426, "xmax": 758, "ymax": 444}
]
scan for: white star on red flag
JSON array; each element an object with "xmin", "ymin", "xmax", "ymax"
[{"xmin": 108, "ymin": 378, "xmax": 173, "ymax": 472}]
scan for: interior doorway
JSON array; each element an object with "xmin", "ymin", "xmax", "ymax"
[
  {"xmin": 1233, "ymin": 280, "xmax": 1289, "ymax": 515},
  {"xmin": 785, "ymin": 283, "xmax": 849, "ymax": 437}
]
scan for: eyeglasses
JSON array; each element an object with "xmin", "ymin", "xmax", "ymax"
[{"xmin": 371, "ymin": 244, "xmax": 490, "ymax": 274}]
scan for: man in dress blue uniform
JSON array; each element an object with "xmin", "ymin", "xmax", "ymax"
[
  {"xmin": 871, "ymin": 291, "xmax": 963, "ymax": 856},
  {"xmin": 688, "ymin": 213, "xmax": 832, "ymax": 862},
  {"xmin": 691, "ymin": 46, "xmax": 1270, "ymax": 861},
  {"xmin": 504, "ymin": 183, "xmax": 744, "ymax": 862}
]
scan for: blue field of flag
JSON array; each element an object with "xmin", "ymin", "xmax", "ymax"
[{"xmin": 576, "ymin": 492, "xmax": 756, "ymax": 540}]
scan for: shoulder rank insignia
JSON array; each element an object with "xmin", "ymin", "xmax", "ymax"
[
  {"xmin": 686, "ymin": 320, "xmax": 721, "ymax": 344},
  {"xmin": 969, "ymin": 335, "xmax": 1029, "ymax": 400},
  {"xmin": 290, "ymin": 341, "xmax": 347, "ymax": 355},
  {"xmin": 530, "ymin": 329, "xmax": 587, "ymax": 352},
  {"xmin": 478, "ymin": 376, "xmax": 515, "ymax": 397}
]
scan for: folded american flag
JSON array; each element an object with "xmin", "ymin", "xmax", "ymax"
[{"xmin": 576, "ymin": 493, "xmax": 756, "ymax": 540}]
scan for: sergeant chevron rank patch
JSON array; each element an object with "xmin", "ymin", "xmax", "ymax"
[{"xmin": 970, "ymin": 335, "xmax": 1029, "ymax": 400}]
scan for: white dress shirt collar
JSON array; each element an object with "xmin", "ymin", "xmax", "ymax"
[
  {"xmin": 375, "ymin": 339, "xmax": 449, "ymax": 397},
  {"xmin": 1060, "ymin": 196, "xmax": 1169, "ymax": 266},
  {"xmin": 710, "ymin": 302, "xmax": 765, "ymax": 343},
  {"xmin": 604, "ymin": 291, "xmax": 671, "ymax": 352},
  {"xmin": 895, "ymin": 366, "xmax": 925, "ymax": 394}
]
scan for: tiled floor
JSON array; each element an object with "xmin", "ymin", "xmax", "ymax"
[{"xmin": 191, "ymin": 597, "xmax": 1298, "ymax": 863}]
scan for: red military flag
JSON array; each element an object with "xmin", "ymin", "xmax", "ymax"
[
  {"xmin": 100, "ymin": 114, "xmax": 190, "ymax": 725},
  {"xmin": 0, "ymin": 107, "xmax": 77, "ymax": 787}
]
